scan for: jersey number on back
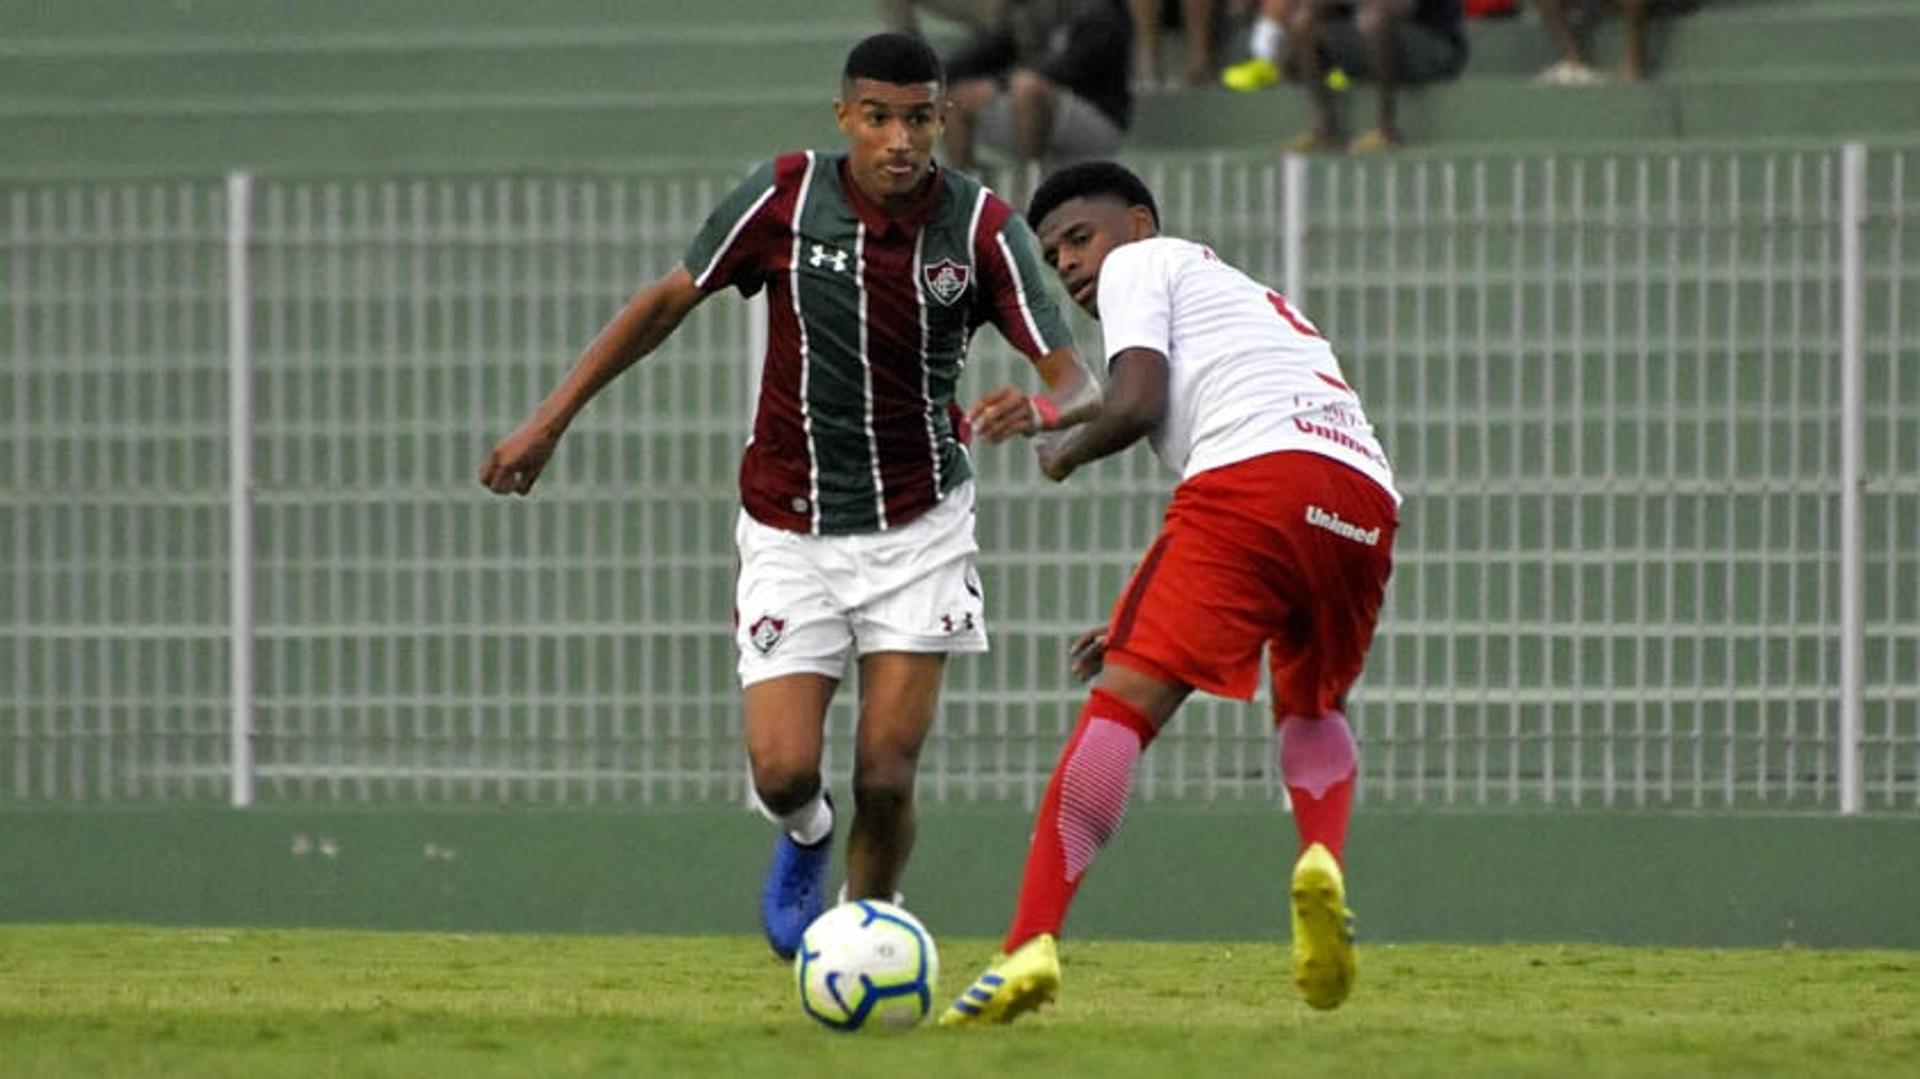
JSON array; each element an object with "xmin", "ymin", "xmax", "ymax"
[{"xmin": 1265, "ymin": 290, "xmax": 1322, "ymax": 339}]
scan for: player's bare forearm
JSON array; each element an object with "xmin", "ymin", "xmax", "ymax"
[
  {"xmin": 1032, "ymin": 346, "xmax": 1102, "ymax": 428},
  {"xmin": 527, "ymin": 266, "xmax": 705, "ymax": 437},
  {"xmin": 480, "ymin": 266, "xmax": 704, "ymax": 495},
  {"xmin": 967, "ymin": 345, "xmax": 1100, "ymax": 442},
  {"xmin": 1037, "ymin": 403, "xmax": 1153, "ymax": 480},
  {"xmin": 1035, "ymin": 347, "xmax": 1168, "ymax": 481}
]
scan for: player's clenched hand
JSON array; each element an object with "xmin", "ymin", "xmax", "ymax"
[
  {"xmin": 1068, "ymin": 627, "xmax": 1107, "ymax": 682},
  {"xmin": 479, "ymin": 422, "xmax": 560, "ymax": 496},
  {"xmin": 966, "ymin": 385, "xmax": 1036, "ymax": 443}
]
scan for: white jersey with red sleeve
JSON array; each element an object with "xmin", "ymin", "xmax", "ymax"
[{"xmin": 1093, "ymin": 236, "xmax": 1400, "ymax": 503}]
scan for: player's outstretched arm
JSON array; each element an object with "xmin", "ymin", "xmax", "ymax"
[
  {"xmin": 1032, "ymin": 346, "xmax": 1168, "ymax": 482},
  {"xmin": 479, "ymin": 267, "xmax": 706, "ymax": 495},
  {"xmin": 967, "ymin": 345, "xmax": 1102, "ymax": 443}
]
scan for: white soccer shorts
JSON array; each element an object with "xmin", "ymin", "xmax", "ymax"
[{"xmin": 733, "ymin": 480, "xmax": 990, "ymax": 686}]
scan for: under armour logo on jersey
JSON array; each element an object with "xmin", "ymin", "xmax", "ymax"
[{"xmin": 808, "ymin": 244, "xmax": 850, "ymax": 273}]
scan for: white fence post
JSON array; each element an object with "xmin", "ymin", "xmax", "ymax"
[
  {"xmin": 1282, "ymin": 152, "xmax": 1307, "ymax": 303},
  {"xmin": 1838, "ymin": 142, "xmax": 1866, "ymax": 816},
  {"xmin": 227, "ymin": 170, "xmax": 256, "ymax": 809}
]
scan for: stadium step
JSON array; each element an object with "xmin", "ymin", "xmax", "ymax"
[
  {"xmin": 5, "ymin": 8, "xmax": 1916, "ymax": 103},
  {"xmin": 1460, "ymin": 4, "xmax": 1920, "ymax": 79},
  {"xmin": 1, "ymin": 0, "xmax": 1914, "ymax": 174},
  {"xmin": 0, "ymin": 28, "xmax": 869, "ymax": 101},
  {"xmin": 0, "ymin": 0, "xmax": 883, "ymax": 40},
  {"xmin": 1131, "ymin": 73, "xmax": 1920, "ymax": 156},
  {"xmin": 4, "ymin": 70, "xmax": 1918, "ymax": 179}
]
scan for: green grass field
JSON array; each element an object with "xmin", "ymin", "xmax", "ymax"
[{"xmin": 2, "ymin": 925, "xmax": 1916, "ymax": 1077}]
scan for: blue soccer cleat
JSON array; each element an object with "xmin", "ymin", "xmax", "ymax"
[{"xmin": 760, "ymin": 829, "xmax": 832, "ymax": 960}]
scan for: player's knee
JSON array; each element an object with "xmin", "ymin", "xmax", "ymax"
[
  {"xmin": 948, "ymin": 77, "xmax": 997, "ymax": 114},
  {"xmin": 753, "ymin": 767, "xmax": 822, "ymax": 817},
  {"xmin": 851, "ymin": 760, "xmax": 916, "ymax": 814},
  {"xmin": 1354, "ymin": 0, "xmax": 1407, "ymax": 37},
  {"xmin": 1008, "ymin": 68, "xmax": 1053, "ymax": 105}
]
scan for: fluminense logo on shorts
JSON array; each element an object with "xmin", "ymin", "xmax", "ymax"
[
  {"xmin": 1305, "ymin": 505, "xmax": 1380, "ymax": 546},
  {"xmin": 748, "ymin": 614, "xmax": 787, "ymax": 655}
]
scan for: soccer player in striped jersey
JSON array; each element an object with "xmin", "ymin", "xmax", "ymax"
[
  {"xmin": 942, "ymin": 161, "xmax": 1401, "ymax": 1023},
  {"xmin": 480, "ymin": 33, "xmax": 1098, "ymax": 959}
]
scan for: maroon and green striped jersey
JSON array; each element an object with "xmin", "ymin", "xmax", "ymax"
[{"xmin": 682, "ymin": 152, "xmax": 1072, "ymax": 536}]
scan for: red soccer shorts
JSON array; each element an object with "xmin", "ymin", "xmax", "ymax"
[{"xmin": 1102, "ymin": 450, "xmax": 1398, "ymax": 718}]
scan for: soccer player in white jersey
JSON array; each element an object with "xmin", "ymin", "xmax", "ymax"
[{"xmin": 943, "ymin": 161, "xmax": 1401, "ymax": 1024}]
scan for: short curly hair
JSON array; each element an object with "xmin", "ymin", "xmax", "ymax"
[{"xmin": 1026, "ymin": 161, "xmax": 1161, "ymax": 231}]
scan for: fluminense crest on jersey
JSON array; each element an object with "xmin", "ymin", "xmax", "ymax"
[{"xmin": 921, "ymin": 257, "xmax": 970, "ymax": 306}]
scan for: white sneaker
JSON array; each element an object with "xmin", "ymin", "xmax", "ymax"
[{"xmin": 1535, "ymin": 59, "xmax": 1605, "ymax": 86}]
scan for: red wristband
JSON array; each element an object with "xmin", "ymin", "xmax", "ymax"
[{"xmin": 1029, "ymin": 394, "xmax": 1061, "ymax": 431}]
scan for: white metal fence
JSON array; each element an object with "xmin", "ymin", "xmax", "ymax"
[{"xmin": 4, "ymin": 143, "xmax": 1917, "ymax": 811}]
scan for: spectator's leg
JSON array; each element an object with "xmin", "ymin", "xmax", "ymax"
[
  {"xmin": 1131, "ymin": 0, "xmax": 1165, "ymax": 87},
  {"xmin": 1267, "ymin": 0, "xmax": 1297, "ymax": 53},
  {"xmin": 1353, "ymin": 0, "xmax": 1413, "ymax": 149},
  {"xmin": 1534, "ymin": 0, "xmax": 1587, "ymax": 64},
  {"xmin": 1006, "ymin": 69, "xmax": 1058, "ymax": 205},
  {"xmin": 1617, "ymin": 0, "xmax": 1650, "ymax": 80},
  {"xmin": 1260, "ymin": 0, "xmax": 1295, "ymax": 56},
  {"xmin": 1182, "ymin": 0, "xmax": 1220, "ymax": 86},
  {"xmin": 1222, "ymin": 0, "xmax": 1291, "ymax": 91},
  {"xmin": 879, "ymin": 0, "xmax": 916, "ymax": 33},
  {"xmin": 942, "ymin": 77, "xmax": 999, "ymax": 170},
  {"xmin": 1283, "ymin": 0, "xmax": 1341, "ymax": 148}
]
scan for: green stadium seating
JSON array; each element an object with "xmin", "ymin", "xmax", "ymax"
[{"xmin": 0, "ymin": 0, "xmax": 1914, "ymax": 176}]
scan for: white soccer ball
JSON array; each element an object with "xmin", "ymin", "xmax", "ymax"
[{"xmin": 793, "ymin": 899, "xmax": 939, "ymax": 1032}]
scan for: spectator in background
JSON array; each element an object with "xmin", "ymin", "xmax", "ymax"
[
  {"xmin": 944, "ymin": 0, "xmax": 1133, "ymax": 203},
  {"xmin": 881, "ymin": 0, "xmax": 1007, "ymax": 36},
  {"xmin": 1130, "ymin": 0, "xmax": 1222, "ymax": 90},
  {"xmin": 1283, "ymin": 0, "xmax": 1466, "ymax": 153},
  {"xmin": 1533, "ymin": 0, "xmax": 1696, "ymax": 84},
  {"xmin": 1221, "ymin": 0, "xmax": 1294, "ymax": 91}
]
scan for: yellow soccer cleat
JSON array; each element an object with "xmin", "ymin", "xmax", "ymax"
[
  {"xmin": 1290, "ymin": 842, "xmax": 1356, "ymax": 1011},
  {"xmin": 1221, "ymin": 57, "xmax": 1281, "ymax": 93},
  {"xmin": 938, "ymin": 933, "xmax": 1061, "ymax": 1026}
]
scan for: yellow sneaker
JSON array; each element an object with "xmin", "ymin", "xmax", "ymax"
[
  {"xmin": 1221, "ymin": 57, "xmax": 1281, "ymax": 92},
  {"xmin": 938, "ymin": 933, "xmax": 1061, "ymax": 1026},
  {"xmin": 1290, "ymin": 842, "xmax": 1356, "ymax": 1010}
]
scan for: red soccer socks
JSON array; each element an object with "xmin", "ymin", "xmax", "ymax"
[
  {"xmin": 1003, "ymin": 688, "xmax": 1157, "ymax": 952},
  {"xmin": 1279, "ymin": 711, "xmax": 1356, "ymax": 863}
]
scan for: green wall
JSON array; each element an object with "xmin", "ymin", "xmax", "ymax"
[{"xmin": 2, "ymin": 806, "xmax": 1914, "ymax": 949}]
